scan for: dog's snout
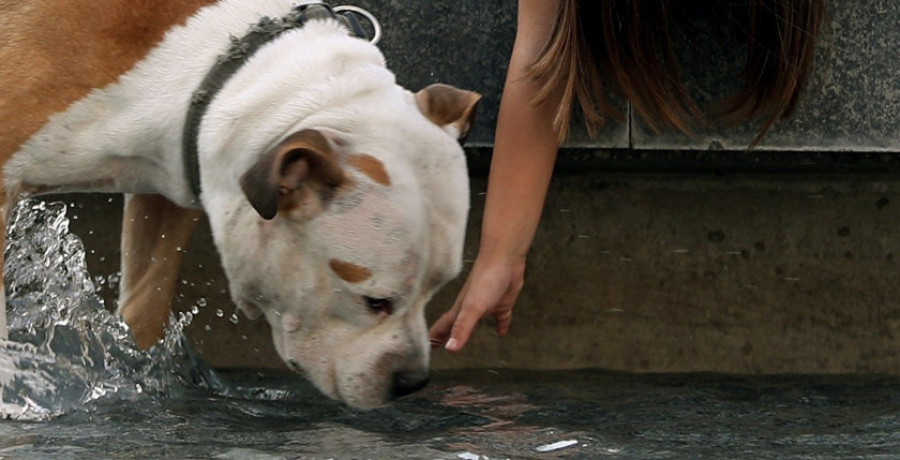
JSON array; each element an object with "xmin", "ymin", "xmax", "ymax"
[{"xmin": 390, "ymin": 370, "xmax": 429, "ymax": 399}]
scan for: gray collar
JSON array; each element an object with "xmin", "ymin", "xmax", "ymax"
[{"xmin": 181, "ymin": 2, "xmax": 370, "ymax": 202}]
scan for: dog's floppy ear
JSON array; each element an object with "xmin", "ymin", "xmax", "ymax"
[
  {"xmin": 415, "ymin": 84, "xmax": 482, "ymax": 145},
  {"xmin": 240, "ymin": 129, "xmax": 345, "ymax": 220}
]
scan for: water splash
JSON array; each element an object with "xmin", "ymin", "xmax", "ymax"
[{"xmin": 1, "ymin": 199, "xmax": 204, "ymax": 421}]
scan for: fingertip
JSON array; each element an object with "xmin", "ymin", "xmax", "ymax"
[
  {"xmin": 496, "ymin": 318, "xmax": 511, "ymax": 337},
  {"xmin": 445, "ymin": 338, "xmax": 460, "ymax": 351}
]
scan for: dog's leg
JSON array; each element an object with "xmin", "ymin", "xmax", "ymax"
[
  {"xmin": 0, "ymin": 190, "xmax": 7, "ymax": 340},
  {"xmin": 117, "ymin": 194, "xmax": 202, "ymax": 350}
]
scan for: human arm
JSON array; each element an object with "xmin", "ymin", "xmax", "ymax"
[{"xmin": 429, "ymin": 0, "xmax": 563, "ymax": 352}]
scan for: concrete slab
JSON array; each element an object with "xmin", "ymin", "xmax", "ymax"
[
  {"xmin": 355, "ymin": 0, "xmax": 898, "ymax": 151},
  {"xmin": 629, "ymin": 0, "xmax": 900, "ymax": 151},
  {"xmin": 350, "ymin": 0, "xmax": 630, "ymax": 148},
  {"xmin": 59, "ymin": 165, "xmax": 900, "ymax": 374}
]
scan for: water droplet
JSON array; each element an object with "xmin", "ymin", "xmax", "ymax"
[
  {"xmin": 204, "ymin": 325, "xmax": 212, "ymax": 332},
  {"xmin": 215, "ymin": 309, "xmax": 224, "ymax": 318},
  {"xmin": 197, "ymin": 298, "xmax": 207, "ymax": 307},
  {"xmin": 191, "ymin": 306, "xmax": 199, "ymax": 315},
  {"xmin": 229, "ymin": 314, "xmax": 239, "ymax": 324},
  {"xmin": 0, "ymin": 198, "xmax": 204, "ymax": 419}
]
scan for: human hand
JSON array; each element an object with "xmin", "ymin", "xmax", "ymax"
[{"xmin": 429, "ymin": 253, "xmax": 526, "ymax": 352}]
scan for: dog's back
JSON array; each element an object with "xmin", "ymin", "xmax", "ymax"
[{"xmin": 0, "ymin": 0, "xmax": 216, "ymax": 160}]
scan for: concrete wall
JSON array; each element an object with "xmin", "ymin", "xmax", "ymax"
[
  {"xmin": 41, "ymin": 0, "xmax": 900, "ymax": 374},
  {"xmin": 359, "ymin": 0, "xmax": 898, "ymax": 151},
  {"xmin": 65, "ymin": 158, "xmax": 900, "ymax": 374}
]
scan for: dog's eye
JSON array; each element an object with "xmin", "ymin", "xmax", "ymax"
[{"xmin": 364, "ymin": 296, "xmax": 393, "ymax": 315}]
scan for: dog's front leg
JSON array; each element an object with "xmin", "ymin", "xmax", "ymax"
[
  {"xmin": 0, "ymin": 189, "xmax": 8, "ymax": 339},
  {"xmin": 117, "ymin": 194, "xmax": 202, "ymax": 350}
]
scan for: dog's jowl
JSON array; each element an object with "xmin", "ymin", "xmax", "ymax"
[{"xmin": 0, "ymin": 0, "xmax": 480, "ymax": 408}]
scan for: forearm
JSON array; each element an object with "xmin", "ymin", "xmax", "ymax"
[
  {"xmin": 480, "ymin": 90, "xmax": 559, "ymax": 260},
  {"xmin": 479, "ymin": 0, "xmax": 562, "ymax": 260}
]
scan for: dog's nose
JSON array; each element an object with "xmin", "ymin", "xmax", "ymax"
[{"xmin": 390, "ymin": 370, "xmax": 429, "ymax": 399}]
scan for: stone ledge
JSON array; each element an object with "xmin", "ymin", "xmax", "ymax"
[{"xmin": 353, "ymin": 0, "xmax": 898, "ymax": 151}]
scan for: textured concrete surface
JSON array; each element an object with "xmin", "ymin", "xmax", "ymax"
[
  {"xmin": 354, "ymin": 0, "xmax": 897, "ymax": 151},
  {"xmin": 442, "ymin": 171, "xmax": 900, "ymax": 373},
  {"xmin": 59, "ymin": 162, "xmax": 900, "ymax": 373},
  {"xmin": 630, "ymin": 0, "xmax": 900, "ymax": 151},
  {"xmin": 349, "ymin": 0, "xmax": 630, "ymax": 148}
]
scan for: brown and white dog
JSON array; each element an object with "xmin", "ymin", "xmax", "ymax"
[{"xmin": 0, "ymin": 0, "xmax": 479, "ymax": 408}]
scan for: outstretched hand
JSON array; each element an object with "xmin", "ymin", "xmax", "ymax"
[{"xmin": 429, "ymin": 254, "xmax": 526, "ymax": 352}]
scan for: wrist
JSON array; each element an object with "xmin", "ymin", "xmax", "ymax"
[{"xmin": 476, "ymin": 237, "xmax": 529, "ymax": 265}]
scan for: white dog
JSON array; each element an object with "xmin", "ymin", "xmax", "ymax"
[{"xmin": 0, "ymin": 0, "xmax": 479, "ymax": 408}]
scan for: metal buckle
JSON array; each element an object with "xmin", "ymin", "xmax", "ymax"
[{"xmin": 334, "ymin": 5, "xmax": 382, "ymax": 45}]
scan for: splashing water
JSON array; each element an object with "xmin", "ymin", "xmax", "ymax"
[{"xmin": 0, "ymin": 199, "xmax": 206, "ymax": 421}]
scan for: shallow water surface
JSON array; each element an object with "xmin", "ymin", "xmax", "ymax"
[
  {"xmin": 1, "ymin": 200, "xmax": 900, "ymax": 459},
  {"xmin": 2, "ymin": 370, "xmax": 900, "ymax": 459}
]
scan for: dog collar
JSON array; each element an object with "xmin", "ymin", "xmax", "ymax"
[{"xmin": 182, "ymin": 2, "xmax": 377, "ymax": 203}]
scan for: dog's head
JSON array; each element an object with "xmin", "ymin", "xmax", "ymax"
[{"xmin": 209, "ymin": 83, "xmax": 480, "ymax": 408}]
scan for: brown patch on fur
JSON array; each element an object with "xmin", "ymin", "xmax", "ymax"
[
  {"xmin": 329, "ymin": 259, "xmax": 373, "ymax": 283},
  {"xmin": 348, "ymin": 154, "xmax": 391, "ymax": 186},
  {"xmin": 0, "ymin": 0, "xmax": 218, "ymax": 162}
]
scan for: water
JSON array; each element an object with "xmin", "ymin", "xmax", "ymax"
[
  {"xmin": 0, "ymin": 199, "xmax": 206, "ymax": 421},
  {"xmin": 2, "ymin": 370, "xmax": 900, "ymax": 459},
  {"xmin": 2, "ymin": 199, "xmax": 900, "ymax": 459}
]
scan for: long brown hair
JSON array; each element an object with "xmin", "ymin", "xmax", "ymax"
[{"xmin": 527, "ymin": 0, "xmax": 828, "ymax": 146}]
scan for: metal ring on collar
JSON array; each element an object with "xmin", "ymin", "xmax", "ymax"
[{"xmin": 334, "ymin": 5, "xmax": 382, "ymax": 45}]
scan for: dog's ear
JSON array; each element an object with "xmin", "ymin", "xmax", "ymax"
[
  {"xmin": 415, "ymin": 84, "xmax": 482, "ymax": 145},
  {"xmin": 240, "ymin": 129, "xmax": 345, "ymax": 220}
]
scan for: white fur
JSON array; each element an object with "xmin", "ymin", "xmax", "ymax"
[{"xmin": 4, "ymin": 1, "xmax": 471, "ymax": 408}]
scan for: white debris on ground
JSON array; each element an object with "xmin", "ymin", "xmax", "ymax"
[{"xmin": 535, "ymin": 439, "xmax": 579, "ymax": 452}]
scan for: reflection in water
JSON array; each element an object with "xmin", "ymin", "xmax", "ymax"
[{"xmin": 1, "ymin": 200, "xmax": 900, "ymax": 458}]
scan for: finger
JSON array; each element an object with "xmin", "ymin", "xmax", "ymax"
[
  {"xmin": 446, "ymin": 303, "xmax": 485, "ymax": 352},
  {"xmin": 428, "ymin": 309, "xmax": 457, "ymax": 347},
  {"xmin": 429, "ymin": 284, "xmax": 468, "ymax": 346},
  {"xmin": 494, "ymin": 307, "xmax": 513, "ymax": 337},
  {"xmin": 493, "ymin": 284, "xmax": 520, "ymax": 337}
]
